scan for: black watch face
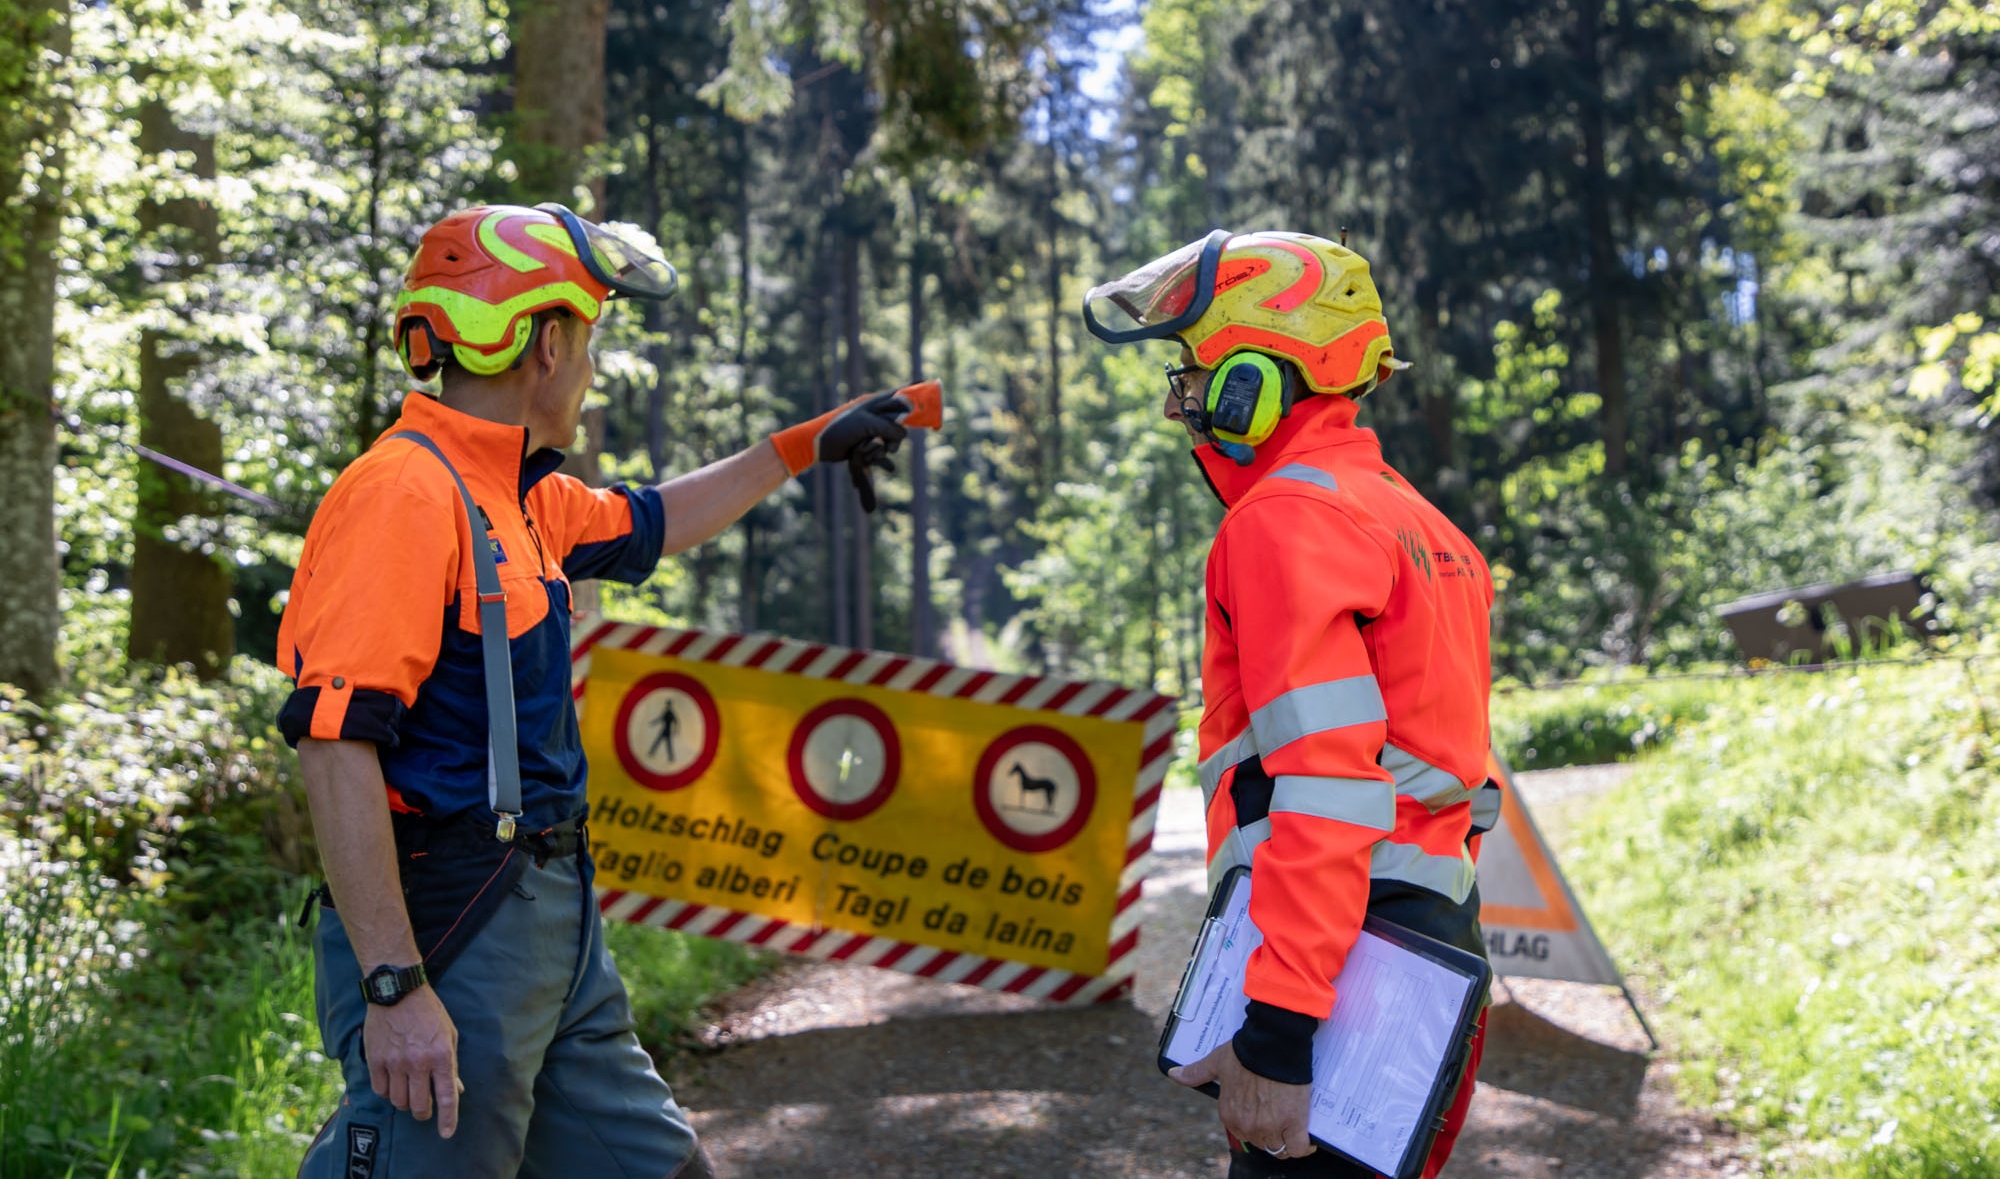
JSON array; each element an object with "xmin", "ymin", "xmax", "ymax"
[{"xmin": 370, "ymin": 973, "xmax": 398, "ymax": 1001}]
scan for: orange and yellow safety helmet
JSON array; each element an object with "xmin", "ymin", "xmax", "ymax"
[
  {"xmin": 1081, "ymin": 229, "xmax": 1407, "ymax": 397},
  {"xmin": 393, "ymin": 203, "xmax": 678, "ymax": 380}
]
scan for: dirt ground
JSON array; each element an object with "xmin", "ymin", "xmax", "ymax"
[{"xmin": 664, "ymin": 767, "xmax": 1756, "ymax": 1179}]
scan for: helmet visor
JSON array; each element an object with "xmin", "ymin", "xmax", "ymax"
[
  {"xmin": 1081, "ymin": 229, "xmax": 1230, "ymax": 344},
  {"xmin": 537, "ymin": 203, "xmax": 679, "ymax": 301}
]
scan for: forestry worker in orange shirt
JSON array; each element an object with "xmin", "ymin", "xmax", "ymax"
[
  {"xmin": 283, "ymin": 203, "xmax": 939, "ymax": 1179},
  {"xmin": 1082, "ymin": 231, "xmax": 1501, "ymax": 1179}
]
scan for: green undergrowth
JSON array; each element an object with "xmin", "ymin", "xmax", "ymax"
[
  {"xmin": 605, "ymin": 923, "xmax": 775, "ymax": 1055},
  {"xmin": 1563, "ymin": 658, "xmax": 2000, "ymax": 1177},
  {"xmin": 2, "ymin": 645, "xmax": 770, "ymax": 1179},
  {"xmin": 1492, "ymin": 674, "xmax": 1727, "ymax": 769}
]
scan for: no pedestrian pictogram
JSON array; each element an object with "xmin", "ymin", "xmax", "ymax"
[{"xmin": 613, "ymin": 671, "xmax": 720, "ymax": 791}]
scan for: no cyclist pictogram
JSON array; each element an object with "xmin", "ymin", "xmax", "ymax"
[{"xmin": 787, "ymin": 698, "xmax": 901, "ymax": 821}]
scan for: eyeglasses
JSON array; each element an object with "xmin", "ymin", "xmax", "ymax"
[
  {"xmin": 1164, "ymin": 363, "xmax": 1211, "ymax": 429},
  {"xmin": 1164, "ymin": 363, "xmax": 1203, "ymax": 397}
]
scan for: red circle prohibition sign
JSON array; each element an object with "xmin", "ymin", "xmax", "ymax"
[
  {"xmin": 613, "ymin": 671, "xmax": 721, "ymax": 792},
  {"xmin": 787, "ymin": 698, "xmax": 902, "ymax": 821},
  {"xmin": 973, "ymin": 724, "xmax": 1098, "ymax": 854}
]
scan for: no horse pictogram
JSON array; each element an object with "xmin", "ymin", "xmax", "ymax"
[{"xmin": 973, "ymin": 725, "xmax": 1097, "ymax": 854}]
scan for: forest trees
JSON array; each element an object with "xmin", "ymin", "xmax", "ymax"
[{"xmin": 9, "ymin": 0, "xmax": 1999, "ymax": 698}]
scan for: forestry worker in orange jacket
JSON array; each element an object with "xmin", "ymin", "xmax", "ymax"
[{"xmin": 1083, "ymin": 231, "xmax": 1500, "ymax": 1179}]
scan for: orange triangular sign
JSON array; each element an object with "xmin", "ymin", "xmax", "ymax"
[{"xmin": 1475, "ymin": 747, "xmax": 1624, "ymax": 986}]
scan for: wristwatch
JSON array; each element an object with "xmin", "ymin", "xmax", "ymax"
[{"xmin": 359, "ymin": 962, "xmax": 428, "ymax": 1006}]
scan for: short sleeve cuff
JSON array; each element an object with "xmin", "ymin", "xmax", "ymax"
[
  {"xmin": 565, "ymin": 484, "xmax": 665, "ymax": 585},
  {"xmin": 278, "ymin": 684, "xmax": 408, "ymax": 748}
]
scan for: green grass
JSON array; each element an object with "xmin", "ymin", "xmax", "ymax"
[
  {"xmin": 0, "ymin": 863, "xmax": 773, "ymax": 1179},
  {"xmin": 1491, "ymin": 674, "xmax": 1726, "ymax": 769},
  {"xmin": 605, "ymin": 924, "xmax": 774, "ymax": 1054},
  {"xmin": 1562, "ymin": 660, "xmax": 2000, "ymax": 1177}
]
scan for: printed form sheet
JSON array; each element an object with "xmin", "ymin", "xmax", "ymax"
[{"xmin": 1163, "ymin": 875, "xmax": 1472, "ymax": 1175}]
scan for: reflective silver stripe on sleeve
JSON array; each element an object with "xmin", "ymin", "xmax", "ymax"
[
  {"xmin": 1469, "ymin": 780, "xmax": 1503, "ymax": 834},
  {"xmin": 1197, "ymin": 726, "xmax": 1258, "ymax": 806},
  {"xmin": 1207, "ymin": 817, "xmax": 1273, "ymax": 890},
  {"xmin": 1249, "ymin": 675, "xmax": 1387, "ymax": 755},
  {"xmin": 1269, "ymin": 775, "xmax": 1396, "ymax": 831},
  {"xmin": 1369, "ymin": 841, "xmax": 1476, "ymax": 903},
  {"xmin": 1380, "ymin": 742, "xmax": 1479, "ymax": 811},
  {"xmin": 1268, "ymin": 463, "xmax": 1340, "ymax": 494}
]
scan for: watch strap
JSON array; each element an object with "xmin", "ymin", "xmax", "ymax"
[{"xmin": 360, "ymin": 961, "xmax": 429, "ymax": 1006}]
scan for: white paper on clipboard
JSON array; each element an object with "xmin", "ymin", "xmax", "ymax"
[{"xmin": 1162, "ymin": 872, "xmax": 1475, "ymax": 1175}]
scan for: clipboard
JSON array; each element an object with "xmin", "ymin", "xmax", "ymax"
[{"xmin": 1157, "ymin": 866, "xmax": 1491, "ymax": 1179}]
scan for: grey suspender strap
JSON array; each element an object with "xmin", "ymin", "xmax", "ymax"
[{"xmin": 388, "ymin": 430, "xmax": 523, "ymax": 841}]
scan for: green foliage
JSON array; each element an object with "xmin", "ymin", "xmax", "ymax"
[
  {"xmin": 1006, "ymin": 346, "xmax": 1215, "ymax": 695},
  {"xmin": 1491, "ymin": 678, "xmax": 1717, "ymax": 770},
  {"xmin": 1567, "ymin": 659, "xmax": 2000, "ymax": 1175},
  {"xmin": 0, "ymin": 651, "xmax": 323, "ymax": 1177},
  {"xmin": 0, "ymin": 642, "xmax": 768, "ymax": 1176}
]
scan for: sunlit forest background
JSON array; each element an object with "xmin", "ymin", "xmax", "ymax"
[{"xmin": 3, "ymin": 0, "xmax": 1999, "ymax": 1176}]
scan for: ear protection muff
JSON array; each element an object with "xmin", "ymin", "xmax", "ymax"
[{"xmin": 1201, "ymin": 351, "xmax": 1294, "ymax": 448}]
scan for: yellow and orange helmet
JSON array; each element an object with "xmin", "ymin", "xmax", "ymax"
[
  {"xmin": 1081, "ymin": 229, "xmax": 1407, "ymax": 396},
  {"xmin": 393, "ymin": 203, "xmax": 678, "ymax": 380}
]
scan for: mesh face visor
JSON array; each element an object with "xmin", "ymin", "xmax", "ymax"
[
  {"xmin": 1081, "ymin": 229, "xmax": 1231, "ymax": 344},
  {"xmin": 537, "ymin": 203, "xmax": 679, "ymax": 301}
]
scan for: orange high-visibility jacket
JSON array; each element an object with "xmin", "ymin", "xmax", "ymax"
[{"xmin": 1194, "ymin": 393, "xmax": 1497, "ymax": 1026}]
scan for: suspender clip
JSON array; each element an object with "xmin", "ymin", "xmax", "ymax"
[{"xmin": 494, "ymin": 813, "xmax": 518, "ymax": 843}]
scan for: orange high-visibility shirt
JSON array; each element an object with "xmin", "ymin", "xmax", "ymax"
[{"xmin": 1194, "ymin": 393, "xmax": 1495, "ymax": 1020}]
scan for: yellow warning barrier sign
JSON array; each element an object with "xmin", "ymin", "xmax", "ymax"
[{"xmin": 579, "ymin": 640, "xmax": 1165, "ymax": 977}]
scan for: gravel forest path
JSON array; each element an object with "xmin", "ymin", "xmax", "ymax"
[{"xmin": 664, "ymin": 767, "xmax": 1756, "ymax": 1179}]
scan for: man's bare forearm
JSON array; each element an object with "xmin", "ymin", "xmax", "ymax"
[
  {"xmin": 299, "ymin": 737, "xmax": 421, "ymax": 971},
  {"xmin": 653, "ymin": 439, "xmax": 790, "ymax": 556}
]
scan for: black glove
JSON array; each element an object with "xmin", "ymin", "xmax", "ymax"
[
  {"xmin": 773, "ymin": 391, "xmax": 913, "ymax": 514},
  {"xmin": 847, "ymin": 436, "xmax": 897, "ymax": 513}
]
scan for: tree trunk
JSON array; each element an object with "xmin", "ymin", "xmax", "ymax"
[
  {"xmin": 823, "ymin": 235, "xmax": 850, "ymax": 647},
  {"xmin": 841, "ymin": 232, "xmax": 872, "ymax": 650},
  {"xmin": 1575, "ymin": 0, "xmax": 1628, "ymax": 477},
  {"xmin": 0, "ymin": 0, "xmax": 67, "ymax": 696},
  {"xmin": 355, "ymin": 35, "xmax": 389, "ymax": 451},
  {"xmin": 128, "ymin": 95, "xmax": 232, "ymax": 678},
  {"xmin": 736, "ymin": 133, "xmax": 759, "ymax": 632},
  {"xmin": 513, "ymin": 0, "xmax": 609, "ymax": 612},
  {"xmin": 1416, "ymin": 298, "xmax": 1458, "ymax": 506},
  {"xmin": 1044, "ymin": 122, "xmax": 1064, "ymax": 486},
  {"xmin": 907, "ymin": 185, "xmax": 933, "ymax": 659},
  {"xmin": 510, "ymin": 0, "xmax": 609, "ymax": 211}
]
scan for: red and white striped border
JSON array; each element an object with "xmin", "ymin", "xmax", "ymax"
[{"xmin": 571, "ymin": 616, "xmax": 1176, "ymax": 1005}]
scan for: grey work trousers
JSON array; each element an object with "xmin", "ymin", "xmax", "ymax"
[{"xmin": 299, "ymin": 851, "xmax": 710, "ymax": 1178}]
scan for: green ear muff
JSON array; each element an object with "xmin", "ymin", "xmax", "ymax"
[{"xmin": 1205, "ymin": 352, "xmax": 1287, "ymax": 447}]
